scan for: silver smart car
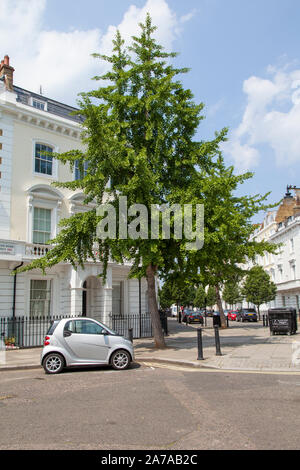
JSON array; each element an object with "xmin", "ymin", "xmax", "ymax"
[{"xmin": 41, "ymin": 317, "xmax": 134, "ymax": 374}]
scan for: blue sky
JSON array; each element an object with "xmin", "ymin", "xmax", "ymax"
[{"xmin": 1, "ymin": 0, "xmax": 300, "ymax": 217}]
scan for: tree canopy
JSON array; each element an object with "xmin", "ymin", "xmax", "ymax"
[{"xmin": 242, "ymin": 266, "xmax": 277, "ymax": 317}]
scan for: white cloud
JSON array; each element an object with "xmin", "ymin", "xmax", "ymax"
[
  {"xmin": 222, "ymin": 64, "xmax": 300, "ymax": 171},
  {"xmin": 0, "ymin": 0, "xmax": 195, "ymax": 105}
]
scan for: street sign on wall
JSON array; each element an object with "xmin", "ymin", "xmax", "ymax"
[{"xmin": 0, "ymin": 243, "xmax": 15, "ymax": 255}]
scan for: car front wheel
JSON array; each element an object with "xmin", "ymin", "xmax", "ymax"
[
  {"xmin": 43, "ymin": 353, "xmax": 65, "ymax": 374},
  {"xmin": 110, "ymin": 349, "xmax": 131, "ymax": 370}
]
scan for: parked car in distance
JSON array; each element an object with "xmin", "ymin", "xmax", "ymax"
[
  {"xmin": 186, "ymin": 311, "xmax": 204, "ymax": 325},
  {"xmin": 236, "ymin": 308, "xmax": 258, "ymax": 322},
  {"xmin": 223, "ymin": 310, "xmax": 231, "ymax": 317},
  {"xmin": 182, "ymin": 309, "xmax": 193, "ymax": 322},
  {"xmin": 206, "ymin": 310, "xmax": 214, "ymax": 317},
  {"xmin": 228, "ymin": 310, "xmax": 239, "ymax": 321},
  {"xmin": 41, "ymin": 317, "xmax": 134, "ymax": 374}
]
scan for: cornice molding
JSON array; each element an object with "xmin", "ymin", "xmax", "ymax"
[{"xmin": 0, "ymin": 100, "xmax": 82, "ymax": 141}]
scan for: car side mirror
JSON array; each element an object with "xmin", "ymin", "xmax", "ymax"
[{"xmin": 63, "ymin": 330, "xmax": 72, "ymax": 337}]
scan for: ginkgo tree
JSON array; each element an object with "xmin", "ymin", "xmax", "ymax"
[
  {"xmin": 18, "ymin": 15, "xmax": 227, "ymax": 348},
  {"xmin": 17, "ymin": 14, "xmax": 277, "ymax": 345}
]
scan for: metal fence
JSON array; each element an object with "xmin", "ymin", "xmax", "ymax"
[
  {"xmin": 0, "ymin": 313, "xmax": 155, "ymax": 348},
  {"xmin": 109, "ymin": 313, "xmax": 153, "ymax": 339},
  {"xmin": 0, "ymin": 315, "xmax": 67, "ymax": 349}
]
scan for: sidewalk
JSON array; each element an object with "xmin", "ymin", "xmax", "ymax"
[
  {"xmin": 135, "ymin": 318, "xmax": 300, "ymax": 372},
  {"xmin": 1, "ymin": 318, "xmax": 300, "ymax": 373}
]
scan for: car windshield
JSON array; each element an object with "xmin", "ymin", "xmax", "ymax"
[{"xmin": 96, "ymin": 321, "xmax": 119, "ymax": 336}]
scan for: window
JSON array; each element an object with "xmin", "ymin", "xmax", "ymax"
[
  {"xmin": 33, "ymin": 207, "xmax": 51, "ymax": 244},
  {"xmin": 32, "ymin": 99, "xmax": 45, "ymax": 111},
  {"xmin": 74, "ymin": 160, "xmax": 89, "ymax": 180},
  {"xmin": 290, "ymin": 238, "xmax": 294, "ymax": 252},
  {"xmin": 277, "ymin": 265, "xmax": 283, "ymax": 282},
  {"xmin": 35, "ymin": 143, "xmax": 53, "ymax": 175},
  {"xmin": 30, "ymin": 280, "xmax": 51, "ymax": 317},
  {"xmin": 290, "ymin": 262, "xmax": 296, "ymax": 281},
  {"xmin": 64, "ymin": 320, "xmax": 105, "ymax": 335}
]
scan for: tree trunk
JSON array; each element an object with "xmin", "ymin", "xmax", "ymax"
[
  {"xmin": 146, "ymin": 264, "xmax": 166, "ymax": 348},
  {"xmin": 215, "ymin": 284, "xmax": 227, "ymax": 329}
]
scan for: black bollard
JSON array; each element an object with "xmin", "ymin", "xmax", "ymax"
[
  {"xmin": 266, "ymin": 315, "xmax": 269, "ymax": 327},
  {"xmin": 226, "ymin": 316, "xmax": 229, "ymax": 328},
  {"xmin": 128, "ymin": 328, "xmax": 133, "ymax": 343},
  {"xmin": 197, "ymin": 328, "xmax": 204, "ymax": 360},
  {"xmin": 214, "ymin": 326, "xmax": 222, "ymax": 356},
  {"xmin": 164, "ymin": 316, "xmax": 169, "ymax": 336}
]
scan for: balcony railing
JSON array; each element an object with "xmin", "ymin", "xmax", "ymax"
[
  {"xmin": 25, "ymin": 243, "xmax": 51, "ymax": 257},
  {"xmin": 0, "ymin": 239, "xmax": 126, "ymax": 265}
]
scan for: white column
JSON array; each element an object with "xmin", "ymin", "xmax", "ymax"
[
  {"xmin": 70, "ymin": 288, "xmax": 83, "ymax": 317},
  {"xmin": 0, "ymin": 112, "xmax": 14, "ymax": 239},
  {"xmin": 123, "ymin": 279, "xmax": 129, "ymax": 315},
  {"xmin": 102, "ymin": 266, "xmax": 112, "ymax": 325}
]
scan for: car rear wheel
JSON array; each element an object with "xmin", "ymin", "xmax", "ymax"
[
  {"xmin": 43, "ymin": 353, "xmax": 65, "ymax": 374},
  {"xmin": 110, "ymin": 349, "xmax": 131, "ymax": 370}
]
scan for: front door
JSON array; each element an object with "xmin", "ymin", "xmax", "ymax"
[{"xmin": 63, "ymin": 319, "xmax": 110, "ymax": 362}]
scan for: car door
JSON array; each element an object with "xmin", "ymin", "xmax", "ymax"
[{"xmin": 63, "ymin": 319, "xmax": 111, "ymax": 363}]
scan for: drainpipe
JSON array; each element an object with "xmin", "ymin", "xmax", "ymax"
[
  {"xmin": 139, "ymin": 277, "xmax": 142, "ymax": 337},
  {"xmin": 12, "ymin": 262, "xmax": 23, "ymax": 321}
]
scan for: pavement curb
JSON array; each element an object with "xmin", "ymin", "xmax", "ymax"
[
  {"xmin": 135, "ymin": 356, "xmax": 209, "ymax": 369},
  {"xmin": 0, "ymin": 364, "xmax": 41, "ymax": 372},
  {"xmin": 1, "ymin": 358, "xmax": 299, "ymax": 373}
]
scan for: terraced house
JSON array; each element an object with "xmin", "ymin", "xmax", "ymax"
[
  {"xmin": 0, "ymin": 55, "xmax": 149, "ymax": 332},
  {"xmin": 246, "ymin": 186, "xmax": 300, "ymax": 313}
]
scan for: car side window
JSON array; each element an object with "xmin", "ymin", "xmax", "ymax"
[
  {"xmin": 64, "ymin": 320, "xmax": 107, "ymax": 335},
  {"xmin": 75, "ymin": 320, "xmax": 106, "ymax": 335},
  {"xmin": 64, "ymin": 320, "xmax": 76, "ymax": 333}
]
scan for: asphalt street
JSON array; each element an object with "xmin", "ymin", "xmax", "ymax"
[{"xmin": 0, "ymin": 363, "xmax": 299, "ymax": 450}]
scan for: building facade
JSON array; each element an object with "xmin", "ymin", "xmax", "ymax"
[
  {"xmin": 246, "ymin": 187, "xmax": 300, "ymax": 312},
  {"xmin": 0, "ymin": 55, "xmax": 148, "ymax": 324}
]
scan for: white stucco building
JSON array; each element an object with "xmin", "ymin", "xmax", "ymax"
[
  {"xmin": 0, "ymin": 55, "xmax": 148, "ymax": 324},
  {"xmin": 246, "ymin": 186, "xmax": 300, "ymax": 312}
]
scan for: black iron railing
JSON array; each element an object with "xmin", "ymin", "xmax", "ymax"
[
  {"xmin": 109, "ymin": 313, "xmax": 153, "ymax": 339},
  {"xmin": 0, "ymin": 313, "xmax": 158, "ymax": 348},
  {"xmin": 0, "ymin": 315, "xmax": 67, "ymax": 348}
]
